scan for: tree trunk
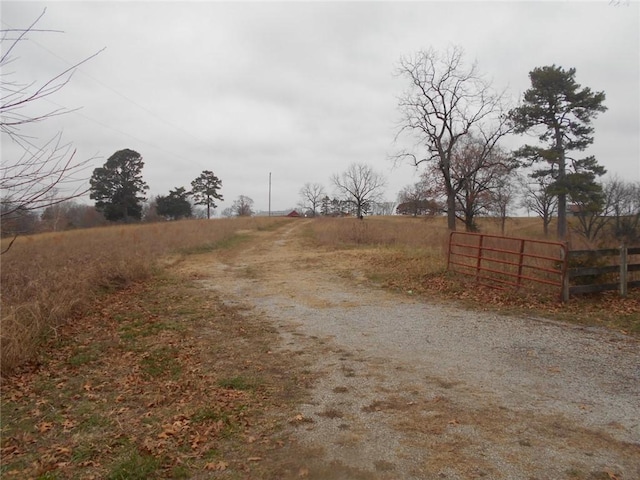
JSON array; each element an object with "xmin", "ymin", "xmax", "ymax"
[
  {"xmin": 464, "ymin": 213, "xmax": 475, "ymax": 232},
  {"xmin": 555, "ymin": 126, "xmax": 567, "ymax": 240},
  {"xmin": 557, "ymin": 192, "xmax": 567, "ymax": 239},
  {"xmin": 444, "ymin": 180, "xmax": 457, "ymax": 231},
  {"xmin": 446, "ymin": 196, "xmax": 455, "ymax": 230}
]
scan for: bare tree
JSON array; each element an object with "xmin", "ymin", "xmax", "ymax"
[
  {"xmin": 141, "ymin": 197, "xmax": 165, "ymax": 223},
  {"xmin": 331, "ymin": 163, "xmax": 386, "ymax": 219},
  {"xmin": 489, "ymin": 172, "xmax": 520, "ymax": 235},
  {"xmin": 231, "ymin": 195, "xmax": 254, "ymax": 217},
  {"xmin": 371, "ymin": 201, "xmax": 395, "ymax": 216},
  {"xmin": 40, "ymin": 199, "xmax": 108, "ymax": 231},
  {"xmin": 0, "ymin": 203, "xmax": 39, "ymax": 238},
  {"xmin": 568, "ymin": 175, "xmax": 609, "ymax": 243},
  {"xmin": 569, "ymin": 176, "xmax": 640, "ymax": 244},
  {"xmin": 607, "ymin": 178, "xmax": 640, "ymax": 243},
  {"xmin": 396, "ymin": 180, "xmax": 439, "ymax": 216},
  {"xmin": 521, "ymin": 174, "xmax": 558, "ymax": 237},
  {"xmin": 299, "ymin": 182, "xmax": 326, "ymax": 217},
  {"xmin": 40, "ymin": 196, "xmax": 73, "ymax": 231},
  {"xmin": 450, "ymin": 137, "xmax": 517, "ymax": 231},
  {"xmin": 417, "ymin": 136, "xmax": 516, "ymax": 231},
  {"xmin": 1, "ymin": 9, "xmax": 103, "ymax": 232},
  {"xmin": 394, "ymin": 46, "xmax": 511, "ymax": 231}
]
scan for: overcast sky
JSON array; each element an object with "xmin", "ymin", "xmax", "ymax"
[{"xmin": 2, "ymin": 0, "xmax": 639, "ymax": 214}]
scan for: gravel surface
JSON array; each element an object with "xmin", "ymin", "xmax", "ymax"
[{"xmin": 198, "ymin": 221, "xmax": 640, "ymax": 479}]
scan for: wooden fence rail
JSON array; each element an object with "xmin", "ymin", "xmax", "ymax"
[{"xmin": 564, "ymin": 246, "xmax": 640, "ymax": 301}]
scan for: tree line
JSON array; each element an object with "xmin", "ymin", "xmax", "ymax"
[
  {"xmin": 391, "ymin": 47, "xmax": 638, "ymax": 244},
  {"xmin": 297, "ymin": 163, "xmax": 391, "ymax": 218},
  {"xmin": 0, "ymin": 147, "xmax": 261, "ymax": 236},
  {"xmin": 297, "ymin": 48, "xmax": 638, "ymax": 244},
  {"xmin": 0, "ymin": 13, "xmax": 251, "ymax": 240},
  {"xmin": 2, "ymin": 12, "xmax": 638, "ymax": 245},
  {"xmin": 89, "ymin": 149, "xmax": 224, "ymax": 222}
]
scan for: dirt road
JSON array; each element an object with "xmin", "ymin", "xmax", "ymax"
[{"xmin": 183, "ymin": 220, "xmax": 639, "ymax": 479}]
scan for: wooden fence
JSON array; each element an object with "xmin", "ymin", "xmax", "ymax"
[
  {"xmin": 564, "ymin": 246, "xmax": 640, "ymax": 301},
  {"xmin": 448, "ymin": 232, "xmax": 640, "ymax": 302}
]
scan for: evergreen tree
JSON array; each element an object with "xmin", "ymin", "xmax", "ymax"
[
  {"xmin": 190, "ymin": 170, "xmax": 223, "ymax": 219},
  {"xmin": 156, "ymin": 187, "xmax": 192, "ymax": 220},
  {"xmin": 89, "ymin": 149, "xmax": 148, "ymax": 222},
  {"xmin": 510, "ymin": 65, "xmax": 607, "ymax": 239},
  {"xmin": 320, "ymin": 196, "xmax": 331, "ymax": 216}
]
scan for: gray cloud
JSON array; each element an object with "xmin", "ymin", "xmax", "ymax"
[{"xmin": 2, "ymin": 1, "xmax": 638, "ymax": 214}]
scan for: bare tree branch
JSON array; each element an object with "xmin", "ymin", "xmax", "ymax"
[
  {"xmin": 0, "ymin": 8, "xmax": 103, "ymax": 249},
  {"xmin": 520, "ymin": 174, "xmax": 558, "ymax": 237},
  {"xmin": 332, "ymin": 163, "xmax": 386, "ymax": 219},
  {"xmin": 299, "ymin": 182, "xmax": 326, "ymax": 216},
  {"xmin": 394, "ymin": 46, "xmax": 512, "ymax": 231}
]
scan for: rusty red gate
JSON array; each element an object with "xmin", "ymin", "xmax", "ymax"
[{"xmin": 447, "ymin": 232, "xmax": 568, "ymax": 299}]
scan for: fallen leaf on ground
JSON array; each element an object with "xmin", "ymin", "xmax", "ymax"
[
  {"xmin": 205, "ymin": 461, "xmax": 228, "ymax": 471},
  {"xmin": 37, "ymin": 422, "xmax": 53, "ymax": 433}
]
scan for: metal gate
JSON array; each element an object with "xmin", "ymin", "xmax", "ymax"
[{"xmin": 448, "ymin": 232, "xmax": 568, "ymax": 300}]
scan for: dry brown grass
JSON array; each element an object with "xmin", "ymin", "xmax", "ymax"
[
  {"xmin": 0, "ymin": 217, "xmax": 288, "ymax": 375},
  {"xmin": 2, "ymin": 214, "xmax": 637, "ymax": 376},
  {"xmin": 303, "ymin": 216, "xmax": 640, "ymax": 334},
  {"xmin": 306, "ymin": 215, "xmax": 451, "ymax": 249},
  {"xmin": 305, "ymin": 215, "xmax": 577, "ymax": 251}
]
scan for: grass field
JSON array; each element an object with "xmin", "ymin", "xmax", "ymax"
[
  {"xmin": 2, "ymin": 215, "xmax": 638, "ymax": 376},
  {"xmin": 1, "ymin": 215, "xmax": 638, "ymax": 479},
  {"xmin": 0, "ymin": 217, "xmax": 288, "ymax": 375}
]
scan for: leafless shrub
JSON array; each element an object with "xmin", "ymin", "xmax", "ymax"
[{"xmin": 1, "ymin": 9, "xmax": 103, "ymax": 248}]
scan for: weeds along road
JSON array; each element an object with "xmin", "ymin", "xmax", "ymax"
[{"xmin": 181, "ymin": 219, "xmax": 640, "ymax": 479}]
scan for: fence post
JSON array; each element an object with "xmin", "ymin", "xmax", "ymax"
[
  {"xmin": 517, "ymin": 239, "xmax": 525, "ymax": 288},
  {"xmin": 475, "ymin": 235, "xmax": 484, "ymax": 282},
  {"xmin": 447, "ymin": 232, "xmax": 454, "ymax": 271},
  {"xmin": 561, "ymin": 245, "xmax": 570, "ymax": 303},
  {"xmin": 620, "ymin": 244, "xmax": 628, "ymax": 297}
]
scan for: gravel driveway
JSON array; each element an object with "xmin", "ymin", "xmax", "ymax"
[{"xmin": 201, "ymin": 221, "xmax": 639, "ymax": 479}]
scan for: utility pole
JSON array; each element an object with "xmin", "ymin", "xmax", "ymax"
[{"xmin": 268, "ymin": 172, "xmax": 272, "ymax": 217}]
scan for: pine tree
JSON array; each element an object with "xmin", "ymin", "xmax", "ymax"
[
  {"xmin": 510, "ymin": 65, "xmax": 607, "ymax": 239},
  {"xmin": 190, "ymin": 171, "xmax": 223, "ymax": 219},
  {"xmin": 89, "ymin": 149, "xmax": 148, "ymax": 222}
]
